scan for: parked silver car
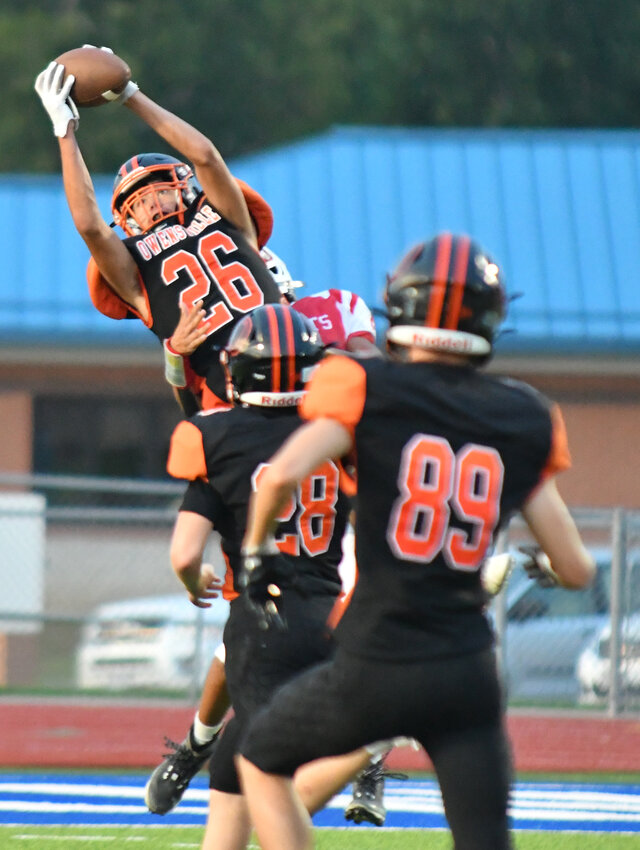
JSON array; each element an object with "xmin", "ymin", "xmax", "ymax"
[
  {"xmin": 76, "ymin": 593, "xmax": 230, "ymax": 692},
  {"xmin": 576, "ymin": 612, "xmax": 640, "ymax": 704},
  {"xmin": 493, "ymin": 551, "xmax": 611, "ymax": 703}
]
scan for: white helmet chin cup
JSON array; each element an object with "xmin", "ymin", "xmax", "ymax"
[
  {"xmin": 260, "ymin": 247, "xmax": 304, "ymax": 299},
  {"xmin": 386, "ymin": 325, "xmax": 491, "ymax": 355}
]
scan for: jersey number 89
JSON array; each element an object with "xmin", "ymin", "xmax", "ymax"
[{"xmin": 387, "ymin": 434, "xmax": 504, "ymax": 572}]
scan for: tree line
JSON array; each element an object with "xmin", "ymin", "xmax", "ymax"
[{"xmin": 7, "ymin": 0, "xmax": 639, "ymax": 174}]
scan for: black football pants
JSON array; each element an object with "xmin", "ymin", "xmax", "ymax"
[
  {"xmin": 240, "ymin": 645, "xmax": 513, "ymax": 850},
  {"xmin": 209, "ymin": 587, "xmax": 337, "ymax": 794}
]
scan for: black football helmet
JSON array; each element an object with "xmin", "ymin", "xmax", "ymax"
[
  {"xmin": 221, "ymin": 304, "xmax": 324, "ymax": 407},
  {"xmin": 111, "ymin": 153, "xmax": 199, "ymax": 236},
  {"xmin": 384, "ymin": 232, "xmax": 506, "ymax": 359}
]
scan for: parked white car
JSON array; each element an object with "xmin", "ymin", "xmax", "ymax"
[
  {"xmin": 576, "ymin": 613, "xmax": 640, "ymax": 704},
  {"xmin": 76, "ymin": 593, "xmax": 230, "ymax": 692}
]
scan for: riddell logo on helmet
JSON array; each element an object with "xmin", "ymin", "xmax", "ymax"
[
  {"xmin": 261, "ymin": 395, "xmax": 299, "ymax": 407},
  {"xmin": 414, "ymin": 331, "xmax": 473, "ymax": 351}
]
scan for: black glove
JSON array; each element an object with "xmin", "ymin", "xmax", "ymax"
[
  {"xmin": 239, "ymin": 549, "xmax": 293, "ymax": 631},
  {"xmin": 518, "ymin": 544, "xmax": 559, "ymax": 588}
]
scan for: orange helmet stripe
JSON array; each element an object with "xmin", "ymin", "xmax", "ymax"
[
  {"xmin": 281, "ymin": 305, "xmax": 297, "ymax": 391},
  {"xmin": 265, "ymin": 305, "xmax": 281, "ymax": 391},
  {"xmin": 426, "ymin": 232, "xmax": 452, "ymax": 328},
  {"xmin": 444, "ymin": 235, "xmax": 471, "ymax": 329}
]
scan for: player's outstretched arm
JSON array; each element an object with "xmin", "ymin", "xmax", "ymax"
[
  {"xmin": 521, "ymin": 477, "xmax": 595, "ymax": 589},
  {"xmin": 123, "ymin": 91, "xmax": 256, "ymax": 246},
  {"xmin": 34, "ymin": 60, "xmax": 147, "ymax": 319}
]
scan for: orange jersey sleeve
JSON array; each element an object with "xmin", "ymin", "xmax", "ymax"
[
  {"xmin": 235, "ymin": 179, "xmax": 273, "ymax": 249},
  {"xmin": 86, "ymin": 258, "xmax": 150, "ymax": 325},
  {"xmin": 167, "ymin": 421, "xmax": 208, "ymax": 481},
  {"xmin": 540, "ymin": 403, "xmax": 572, "ymax": 481},
  {"xmin": 300, "ymin": 356, "xmax": 367, "ymax": 439}
]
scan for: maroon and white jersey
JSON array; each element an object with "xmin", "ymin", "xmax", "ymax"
[{"xmin": 293, "ymin": 289, "xmax": 376, "ymax": 351}]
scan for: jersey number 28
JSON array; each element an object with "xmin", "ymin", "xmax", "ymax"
[{"xmin": 252, "ymin": 460, "xmax": 339, "ymax": 557}]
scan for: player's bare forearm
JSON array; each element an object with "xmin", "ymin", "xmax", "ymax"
[
  {"xmin": 59, "ymin": 133, "xmax": 109, "ymax": 237},
  {"xmin": 59, "ymin": 134, "xmax": 146, "ymax": 316},
  {"xmin": 521, "ymin": 478, "xmax": 595, "ymax": 589},
  {"xmin": 243, "ymin": 475, "xmax": 294, "ymax": 553},
  {"xmin": 124, "ymin": 91, "xmax": 256, "ymax": 243},
  {"xmin": 125, "ymin": 91, "xmax": 213, "ymax": 163}
]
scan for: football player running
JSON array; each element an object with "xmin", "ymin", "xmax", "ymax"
[
  {"xmin": 237, "ymin": 233, "xmax": 596, "ymax": 850},
  {"xmin": 161, "ymin": 303, "xmax": 396, "ymax": 850},
  {"xmin": 143, "ymin": 248, "xmax": 400, "ymax": 824}
]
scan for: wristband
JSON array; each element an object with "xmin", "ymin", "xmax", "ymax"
[{"xmin": 163, "ymin": 338, "xmax": 188, "ymax": 388}]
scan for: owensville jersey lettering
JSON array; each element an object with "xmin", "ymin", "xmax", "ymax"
[
  {"xmin": 301, "ymin": 355, "xmax": 571, "ymax": 661},
  {"xmin": 87, "ymin": 192, "xmax": 281, "ymax": 401},
  {"xmin": 123, "ymin": 194, "xmax": 280, "ymax": 371},
  {"xmin": 293, "ymin": 289, "xmax": 376, "ymax": 349},
  {"xmin": 167, "ymin": 406, "xmax": 350, "ymax": 600}
]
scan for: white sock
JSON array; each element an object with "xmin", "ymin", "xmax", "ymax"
[
  {"xmin": 191, "ymin": 711, "xmax": 224, "ymax": 747},
  {"xmin": 365, "ymin": 737, "xmax": 420, "ymax": 760},
  {"xmin": 364, "ymin": 741, "xmax": 392, "ymax": 761}
]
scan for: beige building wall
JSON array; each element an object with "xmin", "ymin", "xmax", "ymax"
[
  {"xmin": 0, "ymin": 349, "xmax": 638, "ymax": 509},
  {"xmin": 0, "ymin": 392, "xmax": 33, "ymax": 473},
  {"xmin": 557, "ymin": 403, "xmax": 640, "ymax": 509}
]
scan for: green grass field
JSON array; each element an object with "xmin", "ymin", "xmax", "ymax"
[{"xmin": 1, "ymin": 826, "xmax": 638, "ymax": 849}]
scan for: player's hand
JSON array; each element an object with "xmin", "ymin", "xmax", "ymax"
[
  {"xmin": 34, "ymin": 61, "xmax": 79, "ymax": 138},
  {"xmin": 82, "ymin": 44, "xmax": 139, "ymax": 103},
  {"xmin": 185, "ymin": 562, "xmax": 223, "ymax": 609},
  {"xmin": 239, "ymin": 542, "xmax": 292, "ymax": 631},
  {"xmin": 171, "ymin": 301, "xmax": 208, "ymax": 355},
  {"xmin": 518, "ymin": 544, "xmax": 559, "ymax": 588}
]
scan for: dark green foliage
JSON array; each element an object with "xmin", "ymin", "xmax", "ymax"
[{"xmin": 10, "ymin": 0, "xmax": 640, "ymax": 173}]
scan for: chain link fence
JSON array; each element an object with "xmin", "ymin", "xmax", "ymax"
[{"xmin": 0, "ymin": 473, "xmax": 638, "ymax": 715}]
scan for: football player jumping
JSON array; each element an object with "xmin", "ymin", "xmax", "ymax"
[{"xmin": 35, "ymin": 53, "xmax": 281, "ymax": 415}]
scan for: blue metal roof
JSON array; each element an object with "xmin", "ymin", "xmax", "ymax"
[{"xmin": 4, "ymin": 127, "xmax": 640, "ymax": 353}]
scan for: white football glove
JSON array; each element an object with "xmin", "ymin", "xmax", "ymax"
[
  {"xmin": 34, "ymin": 61, "xmax": 79, "ymax": 138},
  {"xmin": 481, "ymin": 552, "xmax": 515, "ymax": 596},
  {"xmin": 82, "ymin": 43, "xmax": 139, "ymax": 104}
]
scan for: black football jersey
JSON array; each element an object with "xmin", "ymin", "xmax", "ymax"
[
  {"xmin": 167, "ymin": 405, "xmax": 350, "ymax": 598},
  {"xmin": 300, "ymin": 355, "xmax": 572, "ymax": 661},
  {"xmin": 123, "ymin": 192, "xmax": 281, "ymax": 396}
]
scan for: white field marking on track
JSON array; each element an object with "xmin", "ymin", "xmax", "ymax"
[
  {"xmin": 11, "ymin": 833, "xmax": 146, "ymax": 847},
  {"xmin": 0, "ymin": 781, "xmax": 211, "ymax": 805},
  {"xmin": 9, "ymin": 836, "xmax": 201, "ymax": 846},
  {"xmin": 9, "ymin": 836, "xmax": 147, "ymax": 842},
  {"xmin": 0, "ymin": 783, "xmax": 146, "ymax": 799},
  {"xmin": 363, "ymin": 783, "xmax": 640, "ymax": 815},
  {"xmin": 0, "ymin": 802, "xmax": 162, "ymax": 814}
]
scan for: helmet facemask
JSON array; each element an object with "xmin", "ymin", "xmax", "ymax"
[{"xmin": 112, "ymin": 160, "xmax": 198, "ymax": 236}]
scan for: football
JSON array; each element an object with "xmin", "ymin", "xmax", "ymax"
[{"xmin": 55, "ymin": 46, "xmax": 131, "ymax": 107}]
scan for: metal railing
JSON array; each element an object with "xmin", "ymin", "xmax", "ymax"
[{"xmin": 0, "ymin": 472, "xmax": 638, "ymax": 715}]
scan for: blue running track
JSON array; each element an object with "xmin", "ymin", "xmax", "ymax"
[{"xmin": 0, "ymin": 773, "xmax": 639, "ymax": 833}]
